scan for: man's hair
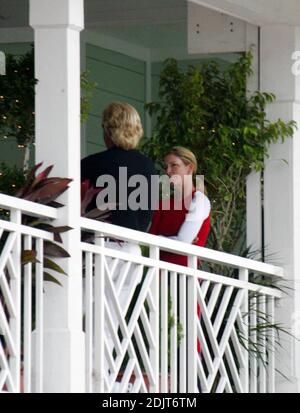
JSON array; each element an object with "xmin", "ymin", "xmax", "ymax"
[{"xmin": 102, "ymin": 102, "xmax": 143, "ymax": 150}]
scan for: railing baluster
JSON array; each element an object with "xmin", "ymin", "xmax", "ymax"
[
  {"xmin": 179, "ymin": 273, "xmax": 186, "ymax": 393},
  {"xmin": 160, "ymin": 268, "xmax": 168, "ymax": 392},
  {"xmin": 23, "ymin": 235, "xmax": 32, "ymax": 393},
  {"xmin": 149, "ymin": 246, "xmax": 159, "ymax": 393},
  {"xmin": 258, "ymin": 295, "xmax": 267, "ymax": 393},
  {"xmin": 239, "ymin": 269, "xmax": 249, "ymax": 393},
  {"xmin": 267, "ymin": 296, "xmax": 275, "ymax": 393},
  {"xmin": 207, "ymin": 283, "xmax": 222, "ymax": 317},
  {"xmin": 35, "ymin": 238, "xmax": 43, "ymax": 393},
  {"xmin": 213, "ymin": 286, "xmax": 234, "ymax": 335},
  {"xmin": 250, "ymin": 295, "xmax": 257, "ymax": 393},
  {"xmin": 94, "ymin": 234, "xmax": 105, "ymax": 393},
  {"xmin": 187, "ymin": 255, "xmax": 197, "ymax": 393},
  {"xmin": 170, "ymin": 271, "xmax": 177, "ymax": 393},
  {"xmin": 9, "ymin": 209, "xmax": 21, "ymax": 393},
  {"xmin": 85, "ymin": 251, "xmax": 93, "ymax": 393}
]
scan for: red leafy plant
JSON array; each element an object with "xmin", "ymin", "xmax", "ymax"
[
  {"xmin": 81, "ymin": 179, "xmax": 112, "ymax": 220},
  {"xmin": 17, "ymin": 164, "xmax": 112, "ymax": 285},
  {"xmin": 81, "ymin": 179, "xmax": 116, "ymax": 243},
  {"xmin": 16, "ymin": 162, "xmax": 72, "ymax": 285}
]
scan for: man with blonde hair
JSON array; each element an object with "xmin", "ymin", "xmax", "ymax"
[
  {"xmin": 81, "ymin": 101, "xmax": 157, "ymax": 392},
  {"xmin": 81, "ymin": 101, "xmax": 156, "ymax": 230}
]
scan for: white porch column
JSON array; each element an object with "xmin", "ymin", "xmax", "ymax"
[
  {"xmin": 246, "ymin": 23, "xmax": 262, "ymax": 257},
  {"xmin": 261, "ymin": 25, "xmax": 300, "ymax": 392},
  {"xmin": 29, "ymin": 0, "xmax": 85, "ymax": 392}
]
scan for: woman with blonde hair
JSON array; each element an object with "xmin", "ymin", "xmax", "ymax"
[
  {"xmin": 149, "ymin": 146, "xmax": 211, "ymax": 358},
  {"xmin": 149, "ymin": 146, "xmax": 211, "ymax": 266}
]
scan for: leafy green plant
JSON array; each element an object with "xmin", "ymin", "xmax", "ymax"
[
  {"xmin": 0, "ymin": 46, "xmax": 36, "ymax": 171},
  {"xmin": 0, "ymin": 162, "xmax": 26, "ymax": 196},
  {"xmin": 80, "ymin": 71, "xmax": 97, "ymax": 124},
  {"xmin": 0, "ymin": 46, "xmax": 96, "ymax": 171}
]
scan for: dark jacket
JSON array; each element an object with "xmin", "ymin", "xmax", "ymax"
[{"xmin": 81, "ymin": 146, "xmax": 157, "ymax": 232}]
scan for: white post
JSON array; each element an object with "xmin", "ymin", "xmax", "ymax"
[
  {"xmin": 29, "ymin": 0, "xmax": 85, "ymax": 392},
  {"xmin": 187, "ymin": 255, "xmax": 197, "ymax": 393},
  {"xmin": 260, "ymin": 25, "xmax": 300, "ymax": 392},
  {"xmin": 246, "ymin": 23, "xmax": 262, "ymax": 258},
  {"xmin": 149, "ymin": 246, "xmax": 159, "ymax": 393}
]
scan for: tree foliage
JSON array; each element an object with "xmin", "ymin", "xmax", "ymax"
[
  {"xmin": 142, "ymin": 52, "xmax": 297, "ymax": 254},
  {"xmin": 0, "ymin": 46, "xmax": 95, "ymax": 171}
]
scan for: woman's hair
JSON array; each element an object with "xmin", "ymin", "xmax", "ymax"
[
  {"xmin": 166, "ymin": 146, "xmax": 198, "ymax": 175},
  {"xmin": 166, "ymin": 146, "xmax": 205, "ymax": 192},
  {"xmin": 102, "ymin": 102, "xmax": 143, "ymax": 150}
]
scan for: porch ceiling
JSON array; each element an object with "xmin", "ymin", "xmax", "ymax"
[
  {"xmin": 85, "ymin": 0, "xmax": 187, "ymax": 51},
  {"xmin": 190, "ymin": 0, "xmax": 300, "ymax": 26},
  {"xmin": 0, "ymin": 0, "xmax": 186, "ymax": 28},
  {"xmin": 0, "ymin": 0, "xmax": 187, "ymax": 51},
  {"xmin": 2, "ymin": 0, "xmax": 300, "ymax": 31}
]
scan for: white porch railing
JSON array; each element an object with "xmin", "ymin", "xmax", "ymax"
[
  {"xmin": 0, "ymin": 193, "xmax": 57, "ymax": 393},
  {"xmin": 0, "ymin": 193, "xmax": 283, "ymax": 393},
  {"xmin": 80, "ymin": 217, "xmax": 283, "ymax": 394}
]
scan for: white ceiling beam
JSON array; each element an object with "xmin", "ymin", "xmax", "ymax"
[
  {"xmin": 188, "ymin": 3, "xmax": 248, "ymax": 54},
  {"xmin": 189, "ymin": 0, "xmax": 300, "ymax": 26}
]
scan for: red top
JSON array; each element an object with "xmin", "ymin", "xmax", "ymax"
[{"xmin": 149, "ymin": 191, "xmax": 211, "ymax": 267}]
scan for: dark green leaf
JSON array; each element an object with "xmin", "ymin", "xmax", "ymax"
[
  {"xmin": 44, "ymin": 241, "xmax": 70, "ymax": 258},
  {"xmin": 44, "ymin": 257, "xmax": 67, "ymax": 276},
  {"xmin": 43, "ymin": 272, "xmax": 62, "ymax": 286}
]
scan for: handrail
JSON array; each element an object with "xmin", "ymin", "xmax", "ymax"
[
  {"xmin": 0, "ymin": 193, "xmax": 57, "ymax": 219},
  {"xmin": 0, "ymin": 195, "xmax": 282, "ymax": 280},
  {"xmin": 0, "ymin": 219, "xmax": 54, "ymax": 241},
  {"xmin": 80, "ymin": 217, "xmax": 284, "ymax": 278},
  {"xmin": 81, "ymin": 240, "xmax": 282, "ymax": 298}
]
